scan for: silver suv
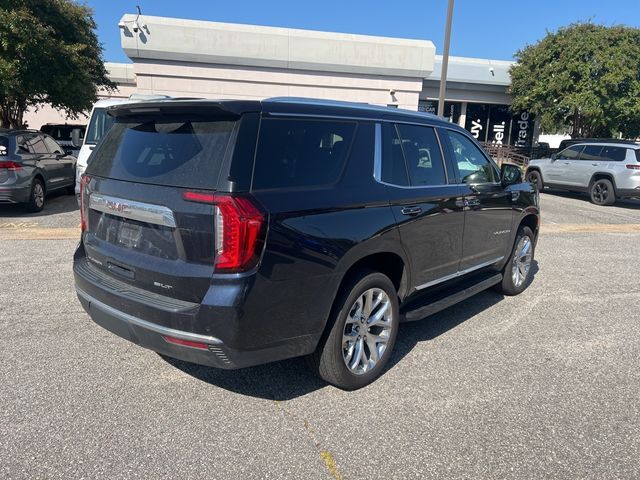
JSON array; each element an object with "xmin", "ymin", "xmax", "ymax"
[{"xmin": 526, "ymin": 141, "xmax": 640, "ymax": 205}]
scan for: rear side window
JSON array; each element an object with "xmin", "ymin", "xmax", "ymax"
[
  {"xmin": 87, "ymin": 116, "xmax": 236, "ymax": 189},
  {"xmin": 636, "ymin": 149, "xmax": 640, "ymax": 162},
  {"xmin": 396, "ymin": 124, "xmax": 446, "ymax": 186},
  {"xmin": 18, "ymin": 134, "xmax": 48, "ymax": 154},
  {"xmin": 252, "ymin": 118, "xmax": 356, "ymax": 190},
  {"xmin": 381, "ymin": 123, "xmax": 409, "ymax": 186},
  {"xmin": 579, "ymin": 145, "xmax": 603, "ymax": 161},
  {"xmin": 600, "ymin": 146, "xmax": 627, "ymax": 162}
]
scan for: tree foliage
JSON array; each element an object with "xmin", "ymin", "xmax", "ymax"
[
  {"xmin": 510, "ymin": 23, "xmax": 640, "ymax": 138},
  {"xmin": 0, "ymin": 0, "xmax": 115, "ymax": 128}
]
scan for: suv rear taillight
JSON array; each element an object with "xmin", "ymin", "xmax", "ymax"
[
  {"xmin": 626, "ymin": 164, "xmax": 640, "ymax": 170},
  {"xmin": 0, "ymin": 161, "xmax": 22, "ymax": 171},
  {"xmin": 80, "ymin": 175, "xmax": 91, "ymax": 231},
  {"xmin": 183, "ymin": 192, "xmax": 265, "ymax": 272}
]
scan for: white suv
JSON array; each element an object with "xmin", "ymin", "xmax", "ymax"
[{"xmin": 526, "ymin": 141, "xmax": 640, "ymax": 205}]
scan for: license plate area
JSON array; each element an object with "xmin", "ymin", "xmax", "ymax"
[{"xmin": 118, "ymin": 222, "xmax": 143, "ymax": 248}]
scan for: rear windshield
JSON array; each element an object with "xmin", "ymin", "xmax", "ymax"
[
  {"xmin": 87, "ymin": 116, "xmax": 236, "ymax": 189},
  {"xmin": 85, "ymin": 108, "xmax": 116, "ymax": 145},
  {"xmin": 0, "ymin": 136, "xmax": 7, "ymax": 156},
  {"xmin": 41, "ymin": 125, "xmax": 85, "ymax": 142}
]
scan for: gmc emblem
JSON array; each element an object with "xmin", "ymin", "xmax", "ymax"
[{"xmin": 106, "ymin": 200, "xmax": 129, "ymax": 213}]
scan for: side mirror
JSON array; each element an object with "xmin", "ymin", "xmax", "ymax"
[
  {"xmin": 550, "ymin": 153, "xmax": 557, "ymax": 161},
  {"xmin": 501, "ymin": 163, "xmax": 523, "ymax": 187},
  {"xmin": 71, "ymin": 128, "xmax": 82, "ymax": 148}
]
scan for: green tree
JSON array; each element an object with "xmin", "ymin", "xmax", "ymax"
[
  {"xmin": 510, "ymin": 23, "xmax": 640, "ymax": 138},
  {"xmin": 0, "ymin": 0, "xmax": 114, "ymax": 128}
]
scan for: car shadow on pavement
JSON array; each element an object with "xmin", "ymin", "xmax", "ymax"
[
  {"xmin": 165, "ymin": 261, "xmax": 540, "ymax": 400},
  {"xmin": 0, "ymin": 192, "xmax": 78, "ymax": 218},
  {"xmin": 544, "ymin": 189, "xmax": 640, "ymax": 210}
]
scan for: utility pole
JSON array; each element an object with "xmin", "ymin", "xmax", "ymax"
[{"xmin": 437, "ymin": 0, "xmax": 455, "ymax": 117}]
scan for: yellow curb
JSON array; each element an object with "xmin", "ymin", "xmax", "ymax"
[
  {"xmin": 541, "ymin": 223, "xmax": 640, "ymax": 234},
  {"xmin": 0, "ymin": 227, "xmax": 80, "ymax": 241}
]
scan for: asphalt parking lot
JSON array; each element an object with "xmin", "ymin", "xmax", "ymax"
[{"xmin": 1, "ymin": 191, "xmax": 639, "ymax": 479}]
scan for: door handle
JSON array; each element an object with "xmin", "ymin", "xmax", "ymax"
[
  {"xmin": 400, "ymin": 206, "xmax": 422, "ymax": 216},
  {"xmin": 562, "ymin": 162, "xmax": 570, "ymax": 165}
]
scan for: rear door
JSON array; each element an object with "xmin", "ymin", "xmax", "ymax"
[
  {"xmin": 575, "ymin": 144, "xmax": 604, "ymax": 186},
  {"xmin": 22, "ymin": 134, "xmax": 60, "ymax": 188},
  {"xmin": 380, "ymin": 122, "xmax": 465, "ymax": 289},
  {"xmin": 83, "ymin": 110, "xmax": 246, "ymax": 303},
  {"xmin": 440, "ymin": 128, "xmax": 512, "ymax": 271}
]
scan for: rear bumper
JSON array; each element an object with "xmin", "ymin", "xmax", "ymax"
[
  {"xmin": 73, "ymin": 255, "xmax": 321, "ymax": 369},
  {"xmin": 616, "ymin": 187, "xmax": 640, "ymax": 199},
  {"xmin": 0, "ymin": 185, "xmax": 30, "ymax": 204},
  {"xmin": 76, "ymin": 286, "xmax": 318, "ymax": 369}
]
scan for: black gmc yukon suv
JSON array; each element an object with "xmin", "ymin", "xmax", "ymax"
[{"xmin": 74, "ymin": 98, "xmax": 539, "ymax": 390}]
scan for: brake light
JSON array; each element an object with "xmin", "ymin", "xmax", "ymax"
[
  {"xmin": 0, "ymin": 161, "xmax": 22, "ymax": 171},
  {"xmin": 80, "ymin": 175, "xmax": 91, "ymax": 232},
  {"xmin": 626, "ymin": 164, "xmax": 640, "ymax": 170},
  {"xmin": 182, "ymin": 192, "xmax": 265, "ymax": 272}
]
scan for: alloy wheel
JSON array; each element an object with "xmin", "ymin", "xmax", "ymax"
[
  {"xmin": 33, "ymin": 183, "xmax": 44, "ymax": 208},
  {"xmin": 592, "ymin": 181, "xmax": 609, "ymax": 205},
  {"xmin": 511, "ymin": 235, "xmax": 533, "ymax": 288},
  {"xmin": 342, "ymin": 288, "xmax": 393, "ymax": 375}
]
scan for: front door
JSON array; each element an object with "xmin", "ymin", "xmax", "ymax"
[
  {"xmin": 378, "ymin": 122, "xmax": 464, "ymax": 289},
  {"xmin": 548, "ymin": 145, "xmax": 585, "ymax": 186},
  {"xmin": 439, "ymin": 128, "xmax": 513, "ymax": 270}
]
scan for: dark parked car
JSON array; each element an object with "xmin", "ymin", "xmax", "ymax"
[
  {"xmin": 40, "ymin": 123, "xmax": 86, "ymax": 157},
  {"xmin": 73, "ymin": 98, "xmax": 540, "ymax": 390},
  {"xmin": 0, "ymin": 129, "xmax": 76, "ymax": 212}
]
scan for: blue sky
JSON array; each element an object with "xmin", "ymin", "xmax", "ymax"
[{"xmin": 88, "ymin": 0, "xmax": 640, "ymax": 63}]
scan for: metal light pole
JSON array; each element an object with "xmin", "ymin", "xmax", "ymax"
[{"xmin": 437, "ymin": 0, "xmax": 455, "ymax": 117}]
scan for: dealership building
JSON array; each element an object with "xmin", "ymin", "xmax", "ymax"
[{"xmin": 26, "ymin": 13, "xmax": 537, "ymax": 147}]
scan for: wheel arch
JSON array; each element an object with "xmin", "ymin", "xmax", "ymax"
[
  {"xmin": 590, "ymin": 172, "xmax": 617, "ymax": 190},
  {"xmin": 32, "ymin": 172, "xmax": 46, "ymax": 194}
]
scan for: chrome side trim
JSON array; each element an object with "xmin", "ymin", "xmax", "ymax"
[
  {"xmin": 89, "ymin": 193, "xmax": 176, "ymax": 228},
  {"xmin": 415, "ymin": 256, "xmax": 505, "ymax": 291},
  {"xmin": 76, "ymin": 287, "xmax": 223, "ymax": 345}
]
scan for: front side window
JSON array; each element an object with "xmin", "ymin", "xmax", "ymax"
[
  {"xmin": 252, "ymin": 118, "xmax": 356, "ymax": 190},
  {"xmin": 43, "ymin": 135, "xmax": 64, "ymax": 154},
  {"xmin": 557, "ymin": 145, "xmax": 584, "ymax": 160},
  {"xmin": 395, "ymin": 124, "xmax": 446, "ymax": 186},
  {"xmin": 86, "ymin": 108, "xmax": 116, "ymax": 145},
  {"xmin": 444, "ymin": 129, "xmax": 497, "ymax": 184}
]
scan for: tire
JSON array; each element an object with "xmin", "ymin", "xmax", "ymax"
[
  {"xmin": 26, "ymin": 178, "xmax": 45, "ymax": 213},
  {"xmin": 589, "ymin": 178, "xmax": 616, "ymax": 206},
  {"xmin": 526, "ymin": 170, "xmax": 543, "ymax": 191},
  {"xmin": 496, "ymin": 226, "xmax": 535, "ymax": 296},
  {"xmin": 309, "ymin": 270, "xmax": 400, "ymax": 390}
]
